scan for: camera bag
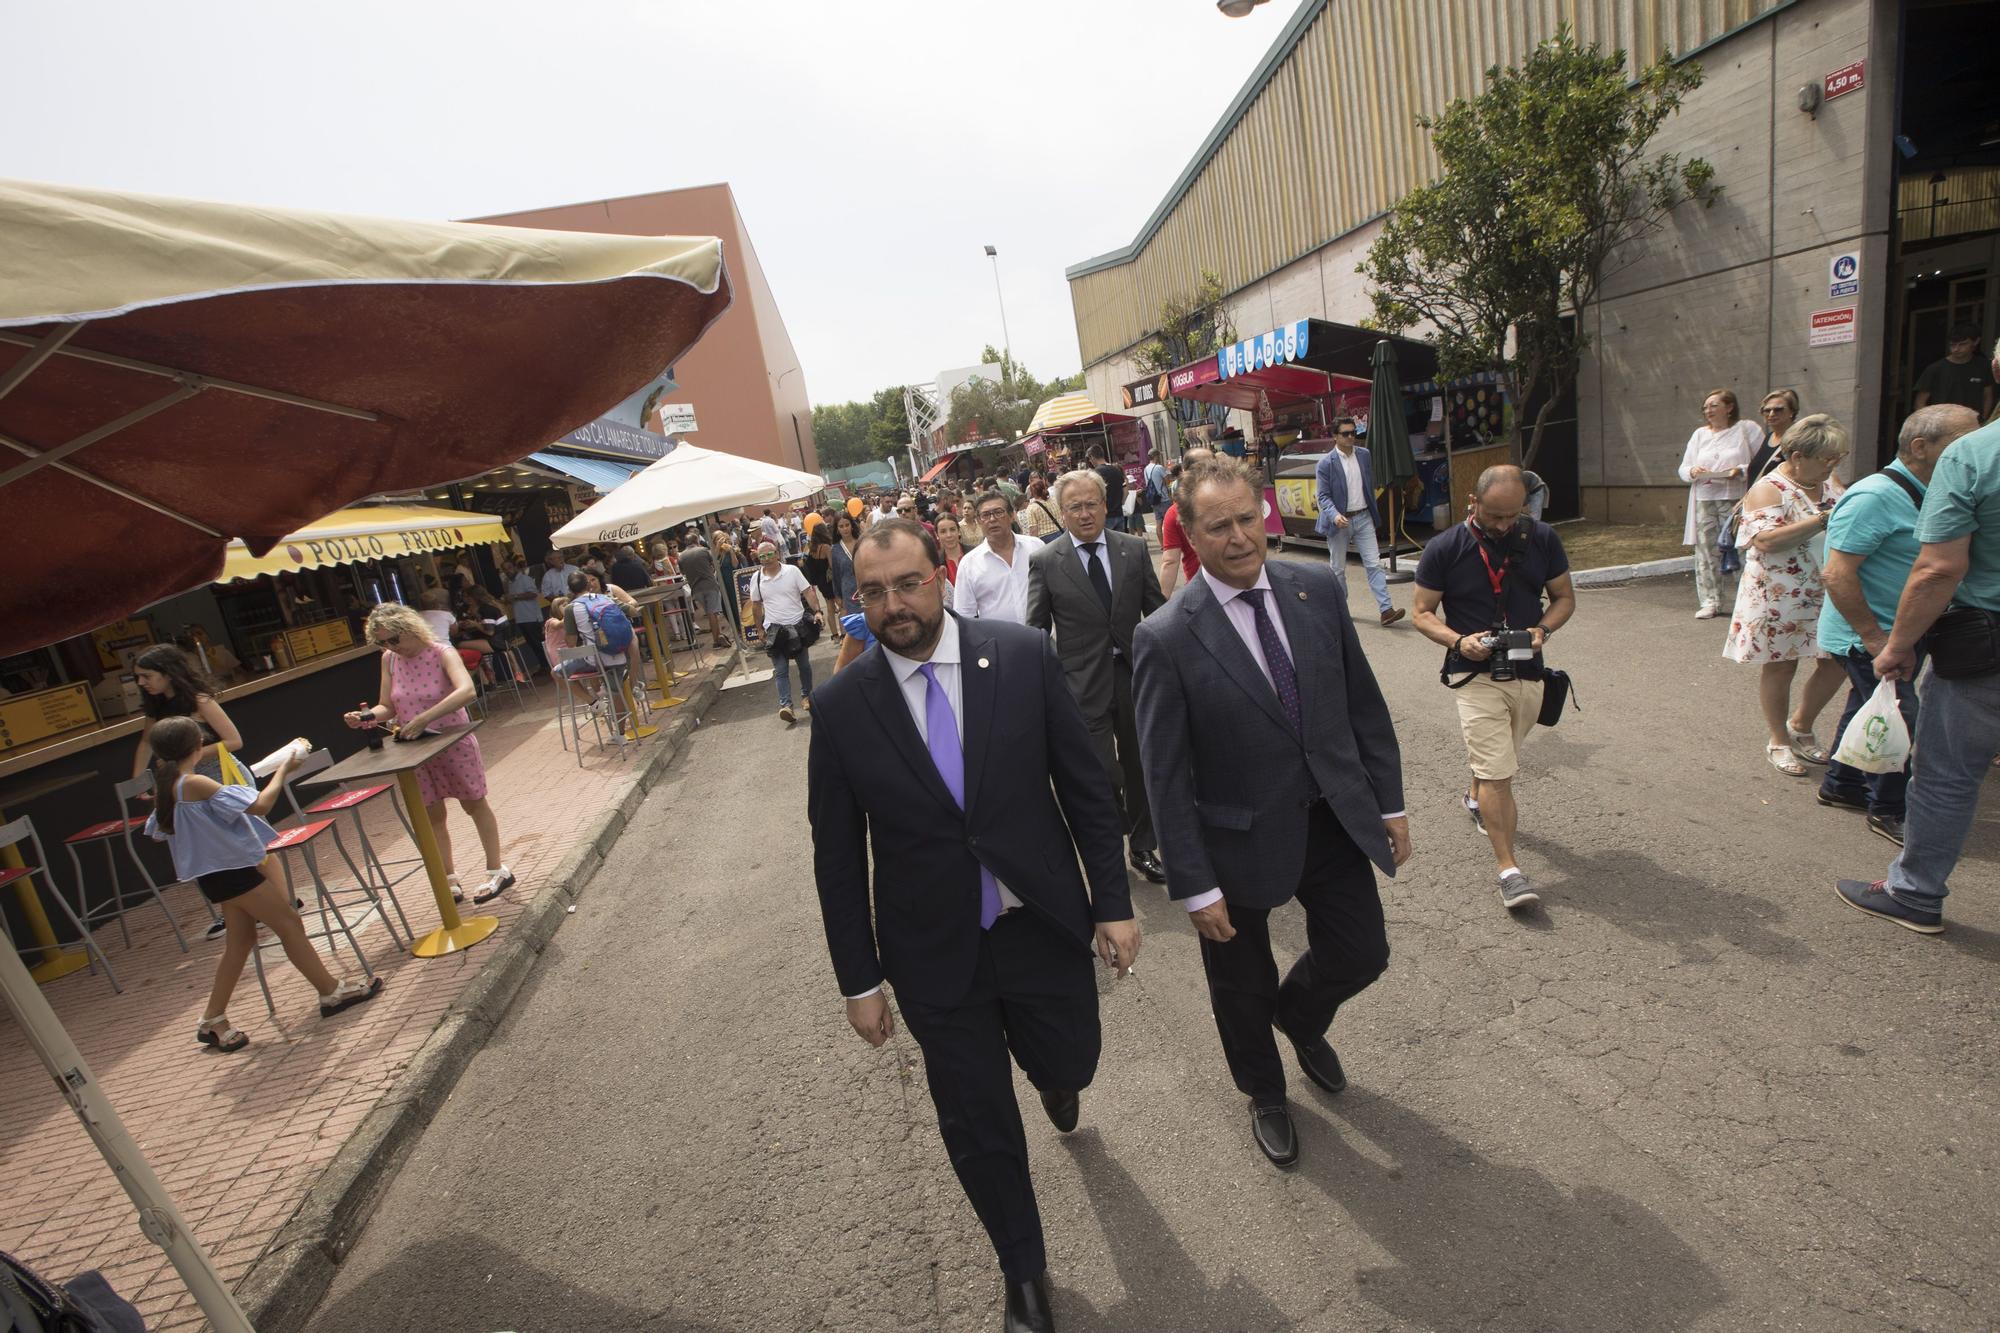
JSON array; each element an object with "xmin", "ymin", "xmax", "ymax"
[{"xmin": 1925, "ymin": 606, "xmax": 2000, "ymax": 679}]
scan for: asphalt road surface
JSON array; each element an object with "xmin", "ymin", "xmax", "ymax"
[{"xmin": 307, "ymin": 567, "xmax": 1998, "ymax": 1333}]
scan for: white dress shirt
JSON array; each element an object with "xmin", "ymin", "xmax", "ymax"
[
  {"xmin": 953, "ymin": 533, "xmax": 1045, "ymax": 623},
  {"xmin": 1071, "ymin": 534, "xmax": 1115, "ymax": 591},
  {"xmin": 1338, "ymin": 447, "xmax": 1366, "ymax": 514},
  {"xmin": 1180, "ymin": 568, "xmax": 1403, "ymax": 915},
  {"xmin": 844, "ymin": 616, "xmax": 1023, "ymax": 998}
]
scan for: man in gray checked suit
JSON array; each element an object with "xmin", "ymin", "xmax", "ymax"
[
  {"xmin": 1027, "ymin": 467, "xmax": 1169, "ymax": 884},
  {"xmin": 1133, "ymin": 457, "xmax": 1411, "ymax": 1169}
]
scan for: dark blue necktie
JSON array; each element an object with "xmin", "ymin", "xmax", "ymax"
[{"xmin": 1239, "ymin": 588, "xmax": 1300, "ymax": 735}]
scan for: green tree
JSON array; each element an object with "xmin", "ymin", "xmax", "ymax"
[
  {"xmin": 943, "ymin": 346, "xmax": 1082, "ymax": 446},
  {"xmin": 1134, "ymin": 271, "xmax": 1237, "ymax": 434},
  {"xmin": 812, "ymin": 387, "xmax": 912, "ymax": 471},
  {"xmin": 1359, "ymin": 26, "xmax": 1719, "ymax": 467}
]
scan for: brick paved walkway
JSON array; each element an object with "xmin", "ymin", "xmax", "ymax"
[{"xmin": 0, "ymin": 651, "xmax": 714, "ymax": 1331}]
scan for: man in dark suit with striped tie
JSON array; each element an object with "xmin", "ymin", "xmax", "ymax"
[
  {"xmin": 1133, "ymin": 457, "xmax": 1411, "ymax": 1168},
  {"xmin": 808, "ymin": 518, "xmax": 1140, "ymax": 1332}
]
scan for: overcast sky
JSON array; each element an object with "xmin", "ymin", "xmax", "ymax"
[{"xmin": 7, "ymin": 0, "xmax": 1294, "ymax": 406}]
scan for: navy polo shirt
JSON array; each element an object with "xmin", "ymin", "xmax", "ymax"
[{"xmin": 1415, "ymin": 520, "xmax": 1571, "ymax": 637}]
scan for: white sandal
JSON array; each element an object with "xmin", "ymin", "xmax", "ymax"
[
  {"xmin": 448, "ymin": 873, "xmax": 464, "ymax": 904},
  {"xmin": 1787, "ymin": 727, "xmax": 1829, "ymax": 765},
  {"xmin": 1766, "ymin": 743, "xmax": 1806, "ymax": 776},
  {"xmin": 196, "ymin": 1014, "xmax": 248, "ymax": 1053}
]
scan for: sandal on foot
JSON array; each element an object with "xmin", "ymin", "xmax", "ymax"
[
  {"xmin": 447, "ymin": 874, "xmax": 464, "ymax": 904},
  {"xmin": 1787, "ymin": 728, "xmax": 1828, "ymax": 765},
  {"xmin": 319, "ymin": 975, "xmax": 384, "ymax": 1018},
  {"xmin": 472, "ymin": 865, "xmax": 515, "ymax": 905},
  {"xmin": 1767, "ymin": 743, "xmax": 1807, "ymax": 776},
  {"xmin": 196, "ymin": 1015, "xmax": 249, "ymax": 1053}
]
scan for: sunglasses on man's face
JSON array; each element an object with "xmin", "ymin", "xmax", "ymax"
[{"xmin": 1336, "ymin": 430, "xmax": 1356, "ymax": 438}]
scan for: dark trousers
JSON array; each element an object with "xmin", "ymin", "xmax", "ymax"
[
  {"xmin": 1198, "ymin": 803, "xmax": 1388, "ymax": 1104},
  {"xmin": 894, "ymin": 911, "xmax": 1100, "ymax": 1283},
  {"xmin": 1821, "ymin": 649, "xmax": 1921, "ymax": 818},
  {"xmin": 1088, "ymin": 659, "xmax": 1155, "ymax": 853}
]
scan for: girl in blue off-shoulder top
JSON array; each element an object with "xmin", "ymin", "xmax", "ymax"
[{"xmin": 145, "ymin": 717, "xmax": 382, "ymax": 1053}]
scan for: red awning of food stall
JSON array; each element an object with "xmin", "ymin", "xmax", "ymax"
[
  {"xmin": 917, "ymin": 456, "xmax": 954, "ymax": 484},
  {"xmin": 1164, "ymin": 318, "xmax": 1438, "ymax": 412},
  {"xmin": 0, "ymin": 178, "xmax": 735, "ymax": 657}
]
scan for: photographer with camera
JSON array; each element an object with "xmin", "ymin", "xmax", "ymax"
[{"xmin": 1411, "ymin": 466, "xmax": 1576, "ymax": 910}]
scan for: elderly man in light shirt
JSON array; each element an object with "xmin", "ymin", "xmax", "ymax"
[
  {"xmin": 538, "ymin": 549, "xmax": 572, "ymax": 605},
  {"xmin": 953, "ymin": 488, "xmax": 1045, "ymax": 625}
]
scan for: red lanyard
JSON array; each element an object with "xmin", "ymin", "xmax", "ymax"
[{"xmin": 1469, "ymin": 520, "xmax": 1507, "ymax": 600}]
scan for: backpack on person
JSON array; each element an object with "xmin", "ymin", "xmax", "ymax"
[{"xmin": 582, "ymin": 596, "xmax": 635, "ymax": 654}]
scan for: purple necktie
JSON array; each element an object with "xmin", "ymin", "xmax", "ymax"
[
  {"xmin": 919, "ymin": 663, "xmax": 1003, "ymax": 929},
  {"xmin": 1239, "ymin": 589, "xmax": 1301, "ymax": 734}
]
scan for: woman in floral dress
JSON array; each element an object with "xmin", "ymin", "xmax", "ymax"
[
  {"xmin": 343, "ymin": 603, "xmax": 514, "ymax": 904},
  {"xmin": 1724, "ymin": 414, "xmax": 1853, "ymax": 776}
]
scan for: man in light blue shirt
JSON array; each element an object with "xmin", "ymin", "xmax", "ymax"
[
  {"xmin": 1836, "ymin": 399, "xmax": 1997, "ymax": 934},
  {"xmin": 1817, "ymin": 406, "xmax": 1976, "ymax": 842}
]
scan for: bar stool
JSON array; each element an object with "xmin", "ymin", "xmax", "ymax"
[
  {"xmin": 0, "ymin": 816, "xmax": 119, "ymax": 992},
  {"xmin": 263, "ymin": 819, "xmax": 377, "ymax": 980},
  {"xmin": 62, "ymin": 788, "xmax": 188, "ymax": 955},
  {"xmin": 557, "ymin": 645, "xmax": 627, "ymax": 762},
  {"xmin": 282, "ymin": 749, "xmax": 418, "ymax": 947}
]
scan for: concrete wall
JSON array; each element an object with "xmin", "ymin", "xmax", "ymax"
[
  {"xmin": 468, "ymin": 186, "xmax": 818, "ymax": 474},
  {"xmin": 1578, "ymin": 0, "xmax": 1891, "ymax": 521}
]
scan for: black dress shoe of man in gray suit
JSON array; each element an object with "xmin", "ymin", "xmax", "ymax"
[{"xmin": 1133, "ymin": 458, "xmax": 1412, "ymax": 1169}]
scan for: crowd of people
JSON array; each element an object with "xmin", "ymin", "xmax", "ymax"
[{"xmin": 797, "ymin": 363, "xmax": 1999, "ymax": 1329}]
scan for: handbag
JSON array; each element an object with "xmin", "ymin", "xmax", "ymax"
[
  {"xmin": 1536, "ymin": 668, "xmax": 1577, "ymax": 726},
  {"xmin": 1925, "ymin": 606, "xmax": 2000, "ymax": 679}
]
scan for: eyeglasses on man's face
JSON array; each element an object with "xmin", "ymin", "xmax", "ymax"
[
  {"xmin": 1062, "ymin": 498, "xmax": 1105, "ymax": 517},
  {"xmin": 855, "ymin": 567, "xmax": 943, "ymax": 607}
]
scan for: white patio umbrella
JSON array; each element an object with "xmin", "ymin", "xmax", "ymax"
[{"xmin": 550, "ymin": 441, "xmax": 825, "ymax": 547}]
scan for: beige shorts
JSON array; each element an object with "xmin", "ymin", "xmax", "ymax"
[{"xmin": 1455, "ymin": 673, "xmax": 1545, "ymax": 782}]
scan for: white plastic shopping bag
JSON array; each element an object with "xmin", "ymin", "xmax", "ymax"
[{"xmin": 1832, "ymin": 680, "xmax": 1910, "ymax": 774}]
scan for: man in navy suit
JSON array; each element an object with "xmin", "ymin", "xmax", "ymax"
[
  {"xmin": 1314, "ymin": 417, "xmax": 1406, "ymax": 626},
  {"xmin": 808, "ymin": 518, "xmax": 1139, "ymax": 1333},
  {"xmin": 1135, "ymin": 458, "xmax": 1410, "ymax": 1168}
]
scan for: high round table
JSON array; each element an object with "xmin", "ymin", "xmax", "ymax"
[{"xmin": 0, "ymin": 769, "xmax": 96, "ymax": 982}]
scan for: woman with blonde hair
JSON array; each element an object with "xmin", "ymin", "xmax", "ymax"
[
  {"xmin": 343, "ymin": 603, "xmax": 513, "ymax": 903},
  {"xmin": 1723, "ymin": 414, "xmax": 1852, "ymax": 776},
  {"xmin": 1678, "ymin": 388, "xmax": 1760, "ymax": 618}
]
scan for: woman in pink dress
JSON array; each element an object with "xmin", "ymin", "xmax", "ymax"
[
  {"xmin": 343, "ymin": 603, "xmax": 513, "ymax": 904},
  {"xmin": 1723, "ymin": 414, "xmax": 1852, "ymax": 777}
]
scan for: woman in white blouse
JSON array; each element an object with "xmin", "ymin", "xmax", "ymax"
[{"xmin": 1678, "ymin": 388, "xmax": 1761, "ymax": 619}]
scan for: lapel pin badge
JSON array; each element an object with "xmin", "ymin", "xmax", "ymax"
[
  {"xmin": 977, "ymin": 657, "xmax": 990, "ymax": 669},
  {"xmin": 1298, "ymin": 590, "xmax": 1308, "ymax": 600}
]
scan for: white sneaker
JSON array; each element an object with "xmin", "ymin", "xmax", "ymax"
[{"xmin": 1695, "ymin": 604, "xmax": 1718, "ymax": 620}]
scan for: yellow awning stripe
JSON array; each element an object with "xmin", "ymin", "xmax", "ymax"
[
  {"xmin": 1026, "ymin": 392, "xmax": 1102, "ymax": 434},
  {"xmin": 218, "ymin": 504, "xmax": 509, "ymax": 582}
]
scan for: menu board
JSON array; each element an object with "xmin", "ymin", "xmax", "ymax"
[
  {"xmin": 91, "ymin": 617, "xmax": 155, "ymax": 670},
  {"xmin": 0, "ymin": 682, "xmax": 98, "ymax": 754},
  {"xmin": 283, "ymin": 620, "xmax": 355, "ymax": 662}
]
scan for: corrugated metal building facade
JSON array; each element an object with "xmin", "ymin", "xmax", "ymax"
[{"xmin": 1067, "ymin": 0, "xmax": 1979, "ymax": 522}]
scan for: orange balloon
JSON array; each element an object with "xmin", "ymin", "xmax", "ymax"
[
  {"xmin": 846, "ymin": 497, "xmax": 864, "ymax": 518},
  {"xmin": 803, "ymin": 512, "xmax": 824, "ymax": 532}
]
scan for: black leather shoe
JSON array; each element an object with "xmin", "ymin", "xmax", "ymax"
[
  {"xmin": 1288, "ymin": 1034, "xmax": 1347, "ymax": 1095},
  {"xmin": 1129, "ymin": 849, "xmax": 1167, "ymax": 883},
  {"xmin": 1004, "ymin": 1274, "xmax": 1056, "ymax": 1333},
  {"xmin": 1040, "ymin": 1088, "xmax": 1079, "ymax": 1134},
  {"xmin": 1250, "ymin": 1102, "xmax": 1298, "ymax": 1166}
]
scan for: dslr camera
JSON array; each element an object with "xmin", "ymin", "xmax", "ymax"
[{"xmin": 1482, "ymin": 628, "xmax": 1537, "ymax": 682}]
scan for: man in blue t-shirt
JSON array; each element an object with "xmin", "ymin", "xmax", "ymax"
[
  {"xmin": 1412, "ymin": 465, "xmax": 1576, "ymax": 912},
  {"xmin": 1817, "ymin": 405, "xmax": 1979, "ymax": 842},
  {"xmin": 1838, "ymin": 384, "xmax": 2000, "ymax": 935}
]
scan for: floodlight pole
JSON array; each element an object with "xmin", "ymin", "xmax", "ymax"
[{"xmin": 983, "ymin": 245, "xmax": 1012, "ymax": 389}]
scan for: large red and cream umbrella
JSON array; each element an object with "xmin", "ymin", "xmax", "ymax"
[
  {"xmin": 0, "ymin": 177, "xmax": 733, "ymax": 655},
  {"xmin": 0, "ymin": 177, "xmax": 735, "ymax": 1331}
]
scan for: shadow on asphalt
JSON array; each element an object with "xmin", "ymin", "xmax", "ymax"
[
  {"xmin": 306, "ymin": 1235, "xmax": 735, "ymax": 1333},
  {"xmin": 1057, "ymin": 1130, "xmax": 1289, "ymax": 1332},
  {"xmin": 1528, "ymin": 842, "xmax": 1813, "ymax": 964},
  {"xmin": 1297, "ymin": 1090, "xmax": 1729, "ymax": 1330}
]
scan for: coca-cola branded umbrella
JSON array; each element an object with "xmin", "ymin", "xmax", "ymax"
[{"xmin": 0, "ymin": 177, "xmax": 734, "ymax": 656}]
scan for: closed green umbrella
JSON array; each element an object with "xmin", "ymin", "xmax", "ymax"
[{"xmin": 1369, "ymin": 339, "xmax": 1418, "ymax": 577}]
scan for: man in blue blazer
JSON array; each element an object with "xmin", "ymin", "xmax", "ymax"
[
  {"xmin": 808, "ymin": 518, "xmax": 1139, "ymax": 1333},
  {"xmin": 1135, "ymin": 457, "xmax": 1410, "ymax": 1168},
  {"xmin": 1313, "ymin": 417, "xmax": 1406, "ymax": 626}
]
